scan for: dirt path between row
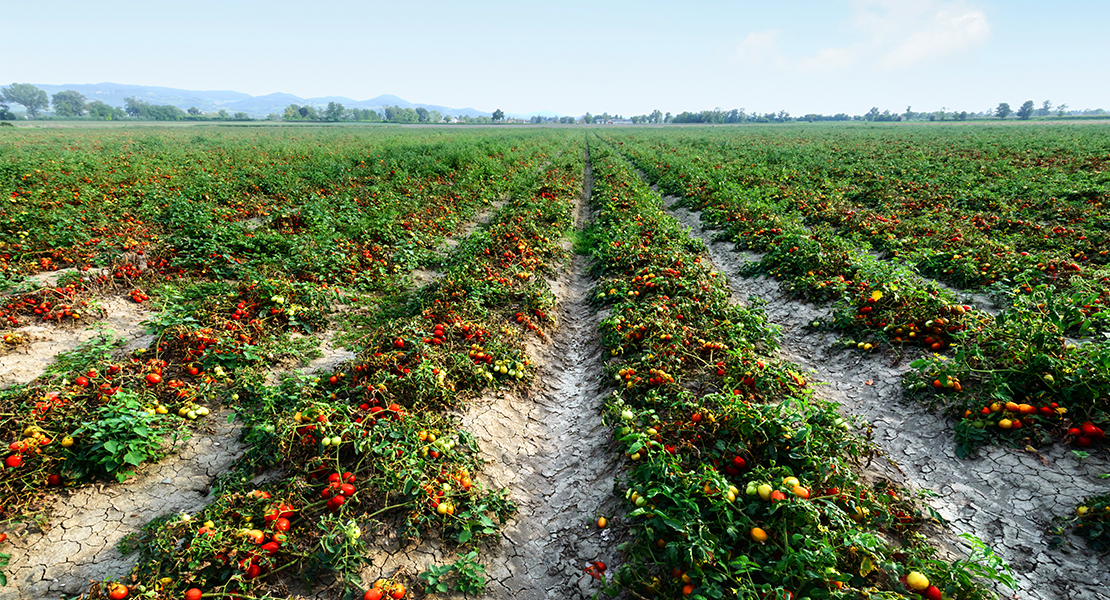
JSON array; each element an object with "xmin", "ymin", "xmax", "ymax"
[
  {"xmin": 357, "ymin": 158, "xmax": 624, "ymax": 599},
  {"xmin": 0, "ymin": 296, "xmax": 149, "ymax": 389},
  {"xmin": 663, "ymin": 197, "xmax": 1110, "ymax": 600}
]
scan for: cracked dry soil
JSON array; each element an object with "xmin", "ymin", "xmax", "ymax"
[
  {"xmin": 359, "ymin": 167, "xmax": 624, "ymax": 599},
  {"xmin": 1, "ymin": 413, "xmax": 243, "ymax": 600},
  {"xmin": 0, "ymin": 296, "xmax": 150, "ymax": 390},
  {"xmin": 664, "ymin": 197, "xmax": 1110, "ymax": 600}
]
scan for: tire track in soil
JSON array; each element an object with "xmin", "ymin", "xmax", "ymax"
[
  {"xmin": 663, "ymin": 196, "xmax": 1110, "ymax": 600},
  {"xmin": 357, "ymin": 158, "xmax": 625, "ymax": 599}
]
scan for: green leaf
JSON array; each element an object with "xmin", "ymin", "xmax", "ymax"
[
  {"xmin": 103, "ymin": 439, "xmax": 119, "ymax": 454},
  {"xmin": 123, "ymin": 449, "xmax": 146, "ymax": 466}
]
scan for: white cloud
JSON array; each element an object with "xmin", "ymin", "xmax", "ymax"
[
  {"xmin": 855, "ymin": 0, "xmax": 991, "ymax": 68},
  {"xmin": 735, "ymin": 30, "xmax": 783, "ymax": 65},
  {"xmin": 734, "ymin": 0, "xmax": 990, "ymax": 73}
]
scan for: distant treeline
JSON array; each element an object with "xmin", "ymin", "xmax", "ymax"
[{"xmin": 2, "ymin": 84, "xmax": 1107, "ymax": 124}]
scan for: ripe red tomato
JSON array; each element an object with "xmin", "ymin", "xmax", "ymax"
[
  {"xmin": 273, "ymin": 517, "xmax": 291, "ymax": 532},
  {"xmin": 185, "ymin": 589, "xmax": 203, "ymax": 600},
  {"xmin": 4, "ymin": 455, "xmax": 22, "ymax": 469},
  {"xmin": 364, "ymin": 589, "xmax": 384, "ymax": 600},
  {"xmin": 47, "ymin": 474, "xmax": 62, "ymax": 486},
  {"xmin": 107, "ymin": 583, "xmax": 129, "ymax": 599},
  {"xmin": 76, "ymin": 376, "xmax": 90, "ymax": 387},
  {"xmin": 340, "ymin": 483, "xmax": 356, "ymax": 497},
  {"xmin": 394, "ymin": 338, "xmax": 405, "ymax": 349},
  {"xmin": 145, "ymin": 373, "xmax": 162, "ymax": 385},
  {"xmin": 327, "ymin": 495, "xmax": 346, "ymax": 511}
]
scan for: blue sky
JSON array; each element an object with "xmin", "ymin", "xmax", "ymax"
[{"xmin": 1, "ymin": 0, "xmax": 1106, "ymax": 116}]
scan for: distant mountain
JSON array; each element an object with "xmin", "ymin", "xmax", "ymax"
[
  {"xmin": 29, "ymin": 83, "xmax": 502, "ymax": 118},
  {"xmin": 34, "ymin": 83, "xmax": 250, "ymax": 111}
]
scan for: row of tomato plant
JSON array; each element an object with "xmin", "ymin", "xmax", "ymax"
[
  {"xmin": 0, "ymin": 129, "xmax": 557, "ymax": 520},
  {"xmin": 602, "ymin": 128, "xmax": 1110, "ymax": 463},
  {"xmin": 1, "ymin": 127, "xmax": 552, "ymax": 294},
  {"xmin": 600, "ymin": 126, "xmax": 1110, "ymax": 552},
  {"xmin": 88, "ymin": 141, "xmax": 583, "ymax": 600},
  {"xmin": 0, "ymin": 128, "xmax": 584, "ymax": 596},
  {"xmin": 584, "ymin": 138, "xmax": 1010, "ymax": 600}
]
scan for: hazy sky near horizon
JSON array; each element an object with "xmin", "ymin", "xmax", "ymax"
[{"xmin": 2, "ymin": 0, "xmax": 1107, "ymax": 116}]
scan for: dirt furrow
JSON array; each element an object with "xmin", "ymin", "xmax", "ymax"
[
  {"xmin": 663, "ymin": 197, "xmax": 1110, "ymax": 600},
  {"xmin": 359, "ymin": 159, "xmax": 622, "ymax": 598},
  {"xmin": 1, "ymin": 296, "xmax": 149, "ymax": 389},
  {"xmin": 471, "ymin": 161, "xmax": 621, "ymax": 598}
]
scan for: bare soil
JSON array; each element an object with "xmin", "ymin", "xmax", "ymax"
[
  {"xmin": 355, "ymin": 161, "xmax": 625, "ymax": 598},
  {"xmin": 1, "ymin": 296, "xmax": 149, "ymax": 390}
]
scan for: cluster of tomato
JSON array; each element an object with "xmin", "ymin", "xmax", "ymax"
[
  {"xmin": 0, "ymin": 281, "xmax": 93, "ymax": 326},
  {"xmin": 318, "ymin": 470, "xmax": 359, "ymax": 512},
  {"xmin": 1069, "ymin": 421, "xmax": 1106, "ymax": 447}
]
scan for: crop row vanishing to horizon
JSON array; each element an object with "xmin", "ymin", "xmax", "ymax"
[{"xmin": 0, "ymin": 122, "xmax": 1107, "ymax": 600}]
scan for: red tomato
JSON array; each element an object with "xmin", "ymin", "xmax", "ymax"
[
  {"xmin": 273, "ymin": 517, "xmax": 291, "ymax": 532},
  {"xmin": 107, "ymin": 583, "xmax": 129, "ymax": 600},
  {"xmin": 340, "ymin": 483, "xmax": 356, "ymax": 497},
  {"xmin": 327, "ymin": 495, "xmax": 346, "ymax": 511},
  {"xmin": 145, "ymin": 373, "xmax": 162, "ymax": 385},
  {"xmin": 4, "ymin": 455, "xmax": 21, "ymax": 469},
  {"xmin": 185, "ymin": 589, "xmax": 203, "ymax": 600},
  {"xmin": 364, "ymin": 590, "xmax": 384, "ymax": 600}
]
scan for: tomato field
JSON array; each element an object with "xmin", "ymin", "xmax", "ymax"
[{"xmin": 0, "ymin": 123, "xmax": 1107, "ymax": 600}]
